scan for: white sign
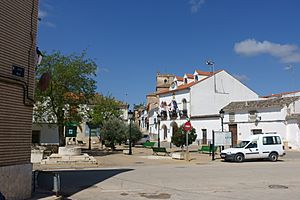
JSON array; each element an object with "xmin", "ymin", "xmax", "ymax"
[{"xmin": 215, "ymin": 131, "xmax": 232, "ymax": 146}]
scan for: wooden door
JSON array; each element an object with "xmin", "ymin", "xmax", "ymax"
[{"xmin": 229, "ymin": 124, "xmax": 237, "ymax": 146}]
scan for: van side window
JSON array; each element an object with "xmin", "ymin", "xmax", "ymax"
[
  {"xmin": 263, "ymin": 136, "xmax": 281, "ymax": 145},
  {"xmin": 246, "ymin": 141, "xmax": 257, "ymax": 148}
]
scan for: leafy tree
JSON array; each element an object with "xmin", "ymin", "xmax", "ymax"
[
  {"xmin": 171, "ymin": 125, "xmax": 197, "ymax": 148},
  {"xmin": 101, "ymin": 117, "xmax": 128, "ymax": 150},
  {"xmin": 127, "ymin": 122, "xmax": 143, "ymax": 145},
  {"xmin": 34, "ymin": 50, "xmax": 97, "ymax": 146},
  {"xmin": 89, "ymin": 94, "xmax": 123, "ymax": 126}
]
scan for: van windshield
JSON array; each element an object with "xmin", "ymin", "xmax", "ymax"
[{"xmin": 234, "ymin": 141, "xmax": 250, "ymax": 148}]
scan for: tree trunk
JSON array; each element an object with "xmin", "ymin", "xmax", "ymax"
[{"xmin": 58, "ymin": 124, "xmax": 65, "ymax": 146}]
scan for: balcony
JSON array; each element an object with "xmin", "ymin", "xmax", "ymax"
[{"xmin": 179, "ymin": 110, "xmax": 188, "ymax": 119}]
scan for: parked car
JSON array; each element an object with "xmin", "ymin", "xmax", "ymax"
[
  {"xmin": 135, "ymin": 134, "xmax": 150, "ymax": 145},
  {"xmin": 126, "ymin": 134, "xmax": 150, "ymax": 145},
  {"xmin": 220, "ymin": 133, "xmax": 285, "ymax": 162}
]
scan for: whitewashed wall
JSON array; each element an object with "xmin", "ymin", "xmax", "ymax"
[
  {"xmin": 286, "ymin": 120, "xmax": 300, "ymax": 150},
  {"xmin": 224, "ymin": 122, "xmax": 287, "ymax": 141},
  {"xmin": 191, "ymin": 119, "xmax": 221, "ymax": 141},
  {"xmin": 223, "ymin": 104, "xmax": 300, "ymax": 149},
  {"xmin": 32, "ymin": 123, "xmax": 59, "ymax": 144},
  {"xmin": 191, "ymin": 71, "xmax": 258, "ymax": 116}
]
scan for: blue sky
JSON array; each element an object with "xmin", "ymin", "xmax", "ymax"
[{"xmin": 38, "ymin": 0, "xmax": 300, "ymax": 106}]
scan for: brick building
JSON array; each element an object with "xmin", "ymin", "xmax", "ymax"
[{"xmin": 0, "ymin": 1, "xmax": 39, "ymax": 199}]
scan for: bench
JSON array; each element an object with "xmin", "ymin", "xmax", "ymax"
[
  {"xmin": 152, "ymin": 147, "xmax": 170, "ymax": 156},
  {"xmin": 143, "ymin": 141, "xmax": 156, "ymax": 148},
  {"xmin": 198, "ymin": 145, "xmax": 218, "ymax": 154}
]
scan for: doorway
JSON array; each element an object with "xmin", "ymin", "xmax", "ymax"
[
  {"xmin": 162, "ymin": 125, "xmax": 168, "ymax": 140},
  {"xmin": 229, "ymin": 124, "xmax": 238, "ymax": 146},
  {"xmin": 170, "ymin": 121, "xmax": 178, "ymax": 137},
  {"xmin": 202, "ymin": 129, "xmax": 207, "ymax": 144}
]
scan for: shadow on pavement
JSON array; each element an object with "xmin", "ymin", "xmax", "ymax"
[{"xmin": 32, "ymin": 168, "xmax": 133, "ymax": 199}]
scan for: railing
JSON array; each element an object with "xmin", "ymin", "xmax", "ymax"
[
  {"xmin": 179, "ymin": 110, "xmax": 188, "ymax": 119},
  {"xmin": 160, "ymin": 110, "xmax": 188, "ymax": 120}
]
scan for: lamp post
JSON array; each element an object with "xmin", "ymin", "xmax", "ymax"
[
  {"xmin": 157, "ymin": 114, "xmax": 161, "ymax": 148},
  {"xmin": 128, "ymin": 110, "xmax": 133, "ymax": 155},
  {"xmin": 219, "ymin": 109, "xmax": 224, "ymax": 132},
  {"xmin": 219, "ymin": 109, "xmax": 225, "ymax": 151}
]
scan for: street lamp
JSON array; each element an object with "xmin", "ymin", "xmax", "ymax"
[
  {"xmin": 128, "ymin": 110, "xmax": 134, "ymax": 155},
  {"xmin": 219, "ymin": 109, "xmax": 224, "ymax": 132},
  {"xmin": 157, "ymin": 114, "xmax": 161, "ymax": 148}
]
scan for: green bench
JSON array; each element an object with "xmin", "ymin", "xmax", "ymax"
[
  {"xmin": 152, "ymin": 147, "xmax": 171, "ymax": 156},
  {"xmin": 143, "ymin": 141, "xmax": 156, "ymax": 148},
  {"xmin": 198, "ymin": 145, "xmax": 218, "ymax": 154}
]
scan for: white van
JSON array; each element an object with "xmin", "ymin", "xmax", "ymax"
[{"xmin": 220, "ymin": 133, "xmax": 285, "ymax": 162}]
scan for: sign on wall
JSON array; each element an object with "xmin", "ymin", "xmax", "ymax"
[
  {"xmin": 65, "ymin": 126, "xmax": 77, "ymax": 137},
  {"xmin": 215, "ymin": 131, "xmax": 232, "ymax": 146}
]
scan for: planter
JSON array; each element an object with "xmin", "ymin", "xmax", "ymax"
[
  {"xmin": 58, "ymin": 147, "xmax": 81, "ymax": 156},
  {"xmin": 172, "ymin": 152, "xmax": 185, "ymax": 160},
  {"xmin": 31, "ymin": 149, "xmax": 44, "ymax": 163},
  {"xmin": 123, "ymin": 149, "xmax": 130, "ymax": 155}
]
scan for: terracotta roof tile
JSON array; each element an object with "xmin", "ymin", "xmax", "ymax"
[
  {"xmin": 195, "ymin": 70, "xmax": 212, "ymax": 76},
  {"xmin": 261, "ymin": 90, "xmax": 300, "ymax": 98},
  {"xmin": 157, "ymin": 70, "xmax": 223, "ymax": 95},
  {"xmin": 185, "ymin": 74, "xmax": 194, "ymax": 79},
  {"xmin": 175, "ymin": 76, "xmax": 184, "ymax": 81}
]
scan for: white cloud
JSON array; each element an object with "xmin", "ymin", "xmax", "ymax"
[
  {"xmin": 38, "ymin": 0, "xmax": 56, "ymax": 28},
  {"xmin": 284, "ymin": 65, "xmax": 294, "ymax": 71},
  {"xmin": 100, "ymin": 67, "xmax": 109, "ymax": 73},
  {"xmin": 233, "ymin": 74, "xmax": 250, "ymax": 83},
  {"xmin": 190, "ymin": 0, "xmax": 205, "ymax": 13},
  {"xmin": 38, "ymin": 10, "xmax": 47, "ymax": 19},
  {"xmin": 43, "ymin": 21, "xmax": 56, "ymax": 28},
  {"xmin": 234, "ymin": 39, "xmax": 300, "ymax": 63}
]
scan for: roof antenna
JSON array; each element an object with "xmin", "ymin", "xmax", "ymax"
[{"xmin": 206, "ymin": 59, "xmax": 216, "ymax": 93}]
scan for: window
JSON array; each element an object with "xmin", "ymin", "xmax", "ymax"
[
  {"xmin": 252, "ymin": 129, "xmax": 262, "ymax": 135},
  {"xmin": 202, "ymin": 129, "xmax": 207, "ymax": 144},
  {"xmin": 263, "ymin": 136, "xmax": 281, "ymax": 145},
  {"xmin": 182, "ymin": 99, "xmax": 187, "ymax": 111},
  {"xmin": 229, "ymin": 113, "xmax": 235, "ymax": 122},
  {"xmin": 246, "ymin": 141, "xmax": 257, "ymax": 148},
  {"xmin": 184, "ymin": 78, "xmax": 187, "ymax": 84},
  {"xmin": 248, "ymin": 111, "xmax": 257, "ymax": 122},
  {"xmin": 195, "ymin": 76, "xmax": 198, "ymax": 81},
  {"xmin": 32, "ymin": 130, "xmax": 40, "ymax": 144}
]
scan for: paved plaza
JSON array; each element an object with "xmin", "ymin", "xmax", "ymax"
[{"xmin": 30, "ymin": 148, "xmax": 300, "ymax": 200}]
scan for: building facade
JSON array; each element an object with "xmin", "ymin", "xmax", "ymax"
[
  {"xmin": 0, "ymin": 1, "xmax": 39, "ymax": 199},
  {"xmin": 222, "ymin": 94, "xmax": 300, "ymax": 150},
  {"xmin": 149, "ymin": 69, "xmax": 259, "ymax": 145}
]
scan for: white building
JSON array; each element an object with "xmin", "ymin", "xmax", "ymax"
[
  {"xmin": 149, "ymin": 69, "xmax": 259, "ymax": 145},
  {"xmin": 222, "ymin": 94, "xmax": 300, "ymax": 150}
]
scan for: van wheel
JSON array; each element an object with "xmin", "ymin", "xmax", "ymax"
[
  {"xmin": 234, "ymin": 154, "xmax": 244, "ymax": 162},
  {"xmin": 269, "ymin": 152, "xmax": 278, "ymax": 162}
]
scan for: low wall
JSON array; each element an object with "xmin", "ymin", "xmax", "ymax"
[{"xmin": 0, "ymin": 163, "xmax": 32, "ymax": 200}]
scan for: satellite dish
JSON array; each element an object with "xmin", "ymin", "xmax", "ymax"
[{"xmin": 39, "ymin": 72, "xmax": 51, "ymax": 92}]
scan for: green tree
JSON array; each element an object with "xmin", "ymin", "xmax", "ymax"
[
  {"xmin": 171, "ymin": 125, "xmax": 197, "ymax": 148},
  {"xmin": 126, "ymin": 122, "xmax": 143, "ymax": 145},
  {"xmin": 89, "ymin": 94, "xmax": 123, "ymax": 126},
  {"xmin": 101, "ymin": 117, "xmax": 127, "ymax": 150},
  {"xmin": 34, "ymin": 50, "xmax": 97, "ymax": 146}
]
